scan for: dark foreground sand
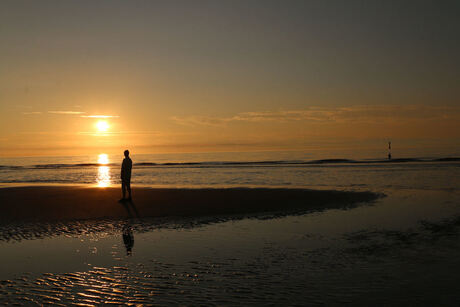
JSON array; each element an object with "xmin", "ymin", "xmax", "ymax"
[{"xmin": 0, "ymin": 186, "xmax": 380, "ymax": 223}]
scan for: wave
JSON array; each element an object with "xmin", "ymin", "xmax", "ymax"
[
  {"xmin": 136, "ymin": 160, "xmax": 298, "ymax": 166},
  {"xmin": 32, "ymin": 163, "xmax": 119, "ymax": 169},
  {"xmin": 104, "ymin": 157, "xmax": 460, "ymax": 167},
  {"xmin": 0, "ymin": 157, "xmax": 458, "ymax": 170},
  {"xmin": 434, "ymin": 157, "xmax": 460, "ymax": 162}
]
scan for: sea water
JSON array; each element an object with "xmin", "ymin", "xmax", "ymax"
[
  {"xmin": 0, "ymin": 151, "xmax": 458, "ymax": 191},
  {"xmin": 0, "ymin": 151, "xmax": 459, "ymax": 305}
]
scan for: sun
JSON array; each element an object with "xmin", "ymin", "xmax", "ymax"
[{"xmin": 96, "ymin": 120, "xmax": 109, "ymax": 132}]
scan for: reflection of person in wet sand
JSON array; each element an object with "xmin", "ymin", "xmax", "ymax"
[
  {"xmin": 120, "ymin": 150, "xmax": 132, "ymax": 201},
  {"xmin": 123, "ymin": 224, "xmax": 134, "ymax": 255}
]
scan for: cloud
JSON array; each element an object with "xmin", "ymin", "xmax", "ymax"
[
  {"xmin": 230, "ymin": 110, "xmax": 334, "ymax": 122},
  {"xmin": 170, "ymin": 116, "xmax": 228, "ymax": 127},
  {"xmin": 80, "ymin": 115, "xmax": 120, "ymax": 118},
  {"xmin": 21, "ymin": 111, "xmax": 119, "ymax": 118},
  {"xmin": 77, "ymin": 131, "xmax": 158, "ymax": 136},
  {"xmin": 18, "ymin": 131, "xmax": 74, "ymax": 135},
  {"xmin": 48, "ymin": 111, "xmax": 85, "ymax": 115},
  {"xmin": 171, "ymin": 105, "xmax": 460, "ymax": 127}
]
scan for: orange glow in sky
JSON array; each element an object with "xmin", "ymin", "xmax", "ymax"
[{"xmin": 0, "ymin": 2, "xmax": 459, "ymax": 157}]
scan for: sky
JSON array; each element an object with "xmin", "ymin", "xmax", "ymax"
[{"xmin": 1, "ymin": 0, "xmax": 459, "ymax": 157}]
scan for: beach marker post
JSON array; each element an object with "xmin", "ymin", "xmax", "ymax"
[{"xmin": 388, "ymin": 141, "xmax": 392, "ymax": 160}]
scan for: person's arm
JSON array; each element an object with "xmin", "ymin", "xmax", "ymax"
[{"xmin": 121, "ymin": 160, "xmax": 125, "ymax": 179}]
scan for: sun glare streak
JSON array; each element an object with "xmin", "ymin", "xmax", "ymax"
[
  {"xmin": 97, "ymin": 166, "xmax": 111, "ymax": 187},
  {"xmin": 96, "ymin": 120, "xmax": 109, "ymax": 132},
  {"xmin": 82, "ymin": 115, "xmax": 119, "ymax": 118},
  {"xmin": 97, "ymin": 154, "xmax": 111, "ymax": 187}
]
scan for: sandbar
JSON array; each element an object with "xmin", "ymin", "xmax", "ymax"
[{"xmin": 0, "ymin": 186, "xmax": 380, "ymax": 223}]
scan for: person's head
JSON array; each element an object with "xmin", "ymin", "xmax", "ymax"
[{"xmin": 124, "ymin": 150, "xmax": 129, "ymax": 157}]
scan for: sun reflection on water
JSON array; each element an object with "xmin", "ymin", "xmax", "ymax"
[
  {"xmin": 97, "ymin": 154, "xmax": 111, "ymax": 187},
  {"xmin": 98, "ymin": 154, "xmax": 109, "ymax": 165}
]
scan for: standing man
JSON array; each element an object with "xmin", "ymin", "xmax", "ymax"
[{"xmin": 121, "ymin": 149, "xmax": 132, "ymax": 201}]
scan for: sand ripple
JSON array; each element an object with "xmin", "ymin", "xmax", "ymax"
[{"xmin": 1, "ymin": 216, "xmax": 460, "ymax": 305}]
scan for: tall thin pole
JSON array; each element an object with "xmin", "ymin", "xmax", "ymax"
[{"xmin": 388, "ymin": 141, "xmax": 392, "ymax": 160}]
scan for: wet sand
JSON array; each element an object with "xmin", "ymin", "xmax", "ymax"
[
  {"xmin": 0, "ymin": 186, "xmax": 379, "ymax": 223},
  {"xmin": 0, "ymin": 189, "xmax": 459, "ymax": 305}
]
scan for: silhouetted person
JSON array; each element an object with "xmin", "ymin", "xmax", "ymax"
[
  {"xmin": 122, "ymin": 224, "xmax": 134, "ymax": 256},
  {"xmin": 121, "ymin": 149, "xmax": 132, "ymax": 201}
]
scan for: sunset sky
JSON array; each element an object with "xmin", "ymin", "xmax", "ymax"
[{"xmin": 1, "ymin": 0, "xmax": 459, "ymax": 157}]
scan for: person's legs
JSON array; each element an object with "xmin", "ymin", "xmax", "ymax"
[
  {"xmin": 126, "ymin": 181, "xmax": 131, "ymax": 200},
  {"xmin": 122, "ymin": 181, "xmax": 126, "ymax": 199}
]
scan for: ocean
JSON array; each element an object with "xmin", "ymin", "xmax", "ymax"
[
  {"xmin": 0, "ymin": 151, "xmax": 459, "ymax": 305},
  {"xmin": 0, "ymin": 151, "xmax": 458, "ymax": 190}
]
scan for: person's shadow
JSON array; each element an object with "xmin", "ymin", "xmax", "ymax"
[{"xmin": 119, "ymin": 199, "xmax": 140, "ymax": 219}]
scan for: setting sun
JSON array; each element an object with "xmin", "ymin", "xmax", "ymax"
[{"xmin": 96, "ymin": 120, "xmax": 109, "ymax": 132}]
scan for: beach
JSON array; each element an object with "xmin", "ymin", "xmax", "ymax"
[
  {"xmin": 0, "ymin": 157, "xmax": 459, "ymax": 305},
  {"xmin": 0, "ymin": 187, "xmax": 459, "ymax": 305}
]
